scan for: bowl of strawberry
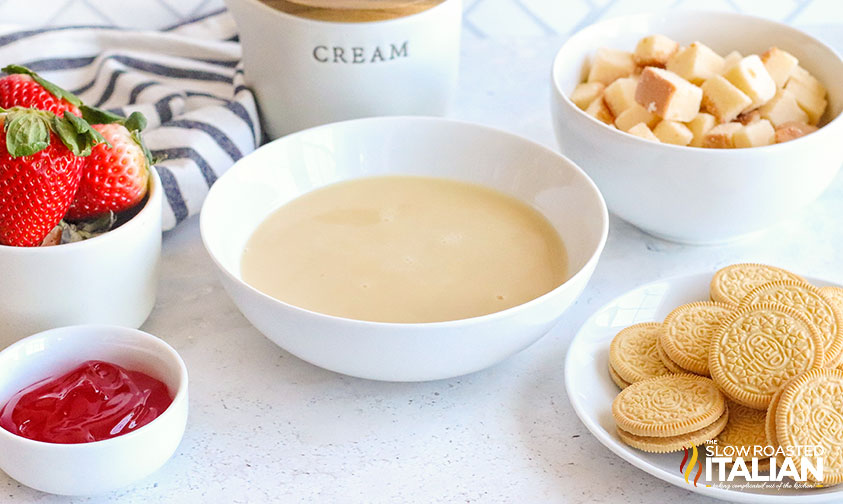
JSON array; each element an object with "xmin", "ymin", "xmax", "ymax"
[{"xmin": 0, "ymin": 66, "xmax": 161, "ymax": 347}]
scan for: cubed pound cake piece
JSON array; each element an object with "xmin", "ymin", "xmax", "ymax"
[
  {"xmin": 703, "ymin": 122, "xmax": 743, "ymax": 148},
  {"xmin": 634, "ymin": 35, "xmax": 679, "ymax": 67},
  {"xmin": 775, "ymin": 121, "xmax": 818, "ymax": 143},
  {"xmin": 784, "ymin": 66, "xmax": 828, "ymax": 125},
  {"xmin": 761, "ymin": 47, "xmax": 798, "ymax": 88},
  {"xmin": 759, "ymin": 89, "xmax": 809, "ymax": 127},
  {"xmin": 686, "ymin": 113, "xmax": 716, "ymax": 147},
  {"xmin": 723, "ymin": 55, "xmax": 776, "ymax": 108},
  {"xmin": 615, "ymin": 104, "xmax": 660, "ymax": 131},
  {"xmin": 604, "ymin": 77, "xmax": 639, "ymax": 116},
  {"xmin": 736, "ymin": 109, "xmax": 761, "ymax": 125},
  {"xmin": 722, "ymin": 51, "xmax": 742, "ymax": 74},
  {"xmin": 733, "ymin": 119, "xmax": 775, "ymax": 148},
  {"xmin": 701, "ymin": 75, "xmax": 752, "ymax": 123},
  {"xmin": 627, "ymin": 122, "xmax": 660, "ymax": 142},
  {"xmin": 570, "ymin": 82, "xmax": 605, "ymax": 110},
  {"xmin": 654, "ymin": 120, "xmax": 693, "ymax": 146},
  {"xmin": 588, "ymin": 48, "xmax": 636, "ymax": 85},
  {"xmin": 666, "ymin": 42, "xmax": 725, "ymax": 85},
  {"xmin": 636, "ymin": 67, "xmax": 703, "ymax": 122},
  {"xmin": 585, "ymin": 95, "xmax": 614, "ymax": 124}
]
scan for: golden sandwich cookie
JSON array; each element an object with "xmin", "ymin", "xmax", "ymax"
[
  {"xmin": 608, "ymin": 364, "xmax": 632, "ymax": 390},
  {"xmin": 612, "ymin": 374, "xmax": 726, "ymax": 437},
  {"xmin": 820, "ymin": 286, "xmax": 843, "ymax": 312},
  {"xmin": 656, "ymin": 337, "xmax": 692, "ymax": 374},
  {"xmin": 776, "ymin": 368, "xmax": 843, "ymax": 485},
  {"xmin": 716, "ymin": 400, "xmax": 771, "ymax": 469},
  {"xmin": 660, "ymin": 301, "xmax": 736, "ymax": 376},
  {"xmin": 710, "ymin": 263, "xmax": 804, "ymax": 305},
  {"xmin": 617, "ymin": 409, "xmax": 729, "ymax": 454},
  {"xmin": 740, "ymin": 280, "xmax": 843, "ymax": 367},
  {"xmin": 708, "ymin": 303, "xmax": 823, "ymax": 409},
  {"xmin": 765, "ymin": 378, "xmax": 791, "ymax": 469},
  {"xmin": 609, "ymin": 322, "xmax": 671, "ymax": 384}
]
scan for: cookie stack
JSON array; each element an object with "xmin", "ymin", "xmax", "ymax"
[
  {"xmin": 612, "ymin": 374, "xmax": 728, "ymax": 453},
  {"xmin": 607, "ymin": 263, "xmax": 843, "ymax": 485}
]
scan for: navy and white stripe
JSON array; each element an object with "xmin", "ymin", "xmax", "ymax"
[{"xmin": 0, "ymin": 8, "xmax": 259, "ymax": 230}]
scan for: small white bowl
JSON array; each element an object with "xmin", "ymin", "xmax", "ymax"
[
  {"xmin": 0, "ymin": 170, "xmax": 162, "ymax": 348},
  {"xmin": 551, "ymin": 10, "xmax": 843, "ymax": 244},
  {"xmin": 0, "ymin": 325, "xmax": 188, "ymax": 496},
  {"xmin": 201, "ymin": 116, "xmax": 608, "ymax": 382}
]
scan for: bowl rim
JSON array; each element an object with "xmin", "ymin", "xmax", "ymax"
[
  {"xmin": 200, "ymin": 115, "xmax": 610, "ymax": 328},
  {"xmin": 226, "ymin": 0, "xmax": 459, "ymax": 28},
  {"xmin": 0, "ymin": 167, "xmax": 162, "ymax": 255},
  {"xmin": 550, "ymin": 9, "xmax": 843, "ymax": 154},
  {"xmin": 0, "ymin": 324, "xmax": 188, "ymax": 450}
]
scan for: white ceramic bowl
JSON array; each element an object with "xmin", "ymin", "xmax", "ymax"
[
  {"xmin": 0, "ymin": 170, "xmax": 162, "ymax": 349},
  {"xmin": 551, "ymin": 10, "xmax": 843, "ymax": 244},
  {"xmin": 0, "ymin": 325, "xmax": 188, "ymax": 496},
  {"xmin": 201, "ymin": 116, "xmax": 608, "ymax": 381}
]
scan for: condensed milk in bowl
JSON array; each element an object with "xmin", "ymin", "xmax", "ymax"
[
  {"xmin": 200, "ymin": 116, "xmax": 608, "ymax": 382},
  {"xmin": 224, "ymin": 0, "xmax": 462, "ymax": 138}
]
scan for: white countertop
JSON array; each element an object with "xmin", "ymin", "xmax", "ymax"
[{"xmin": 4, "ymin": 27, "xmax": 843, "ymax": 504}]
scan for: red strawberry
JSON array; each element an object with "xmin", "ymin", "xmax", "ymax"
[
  {"xmin": 67, "ymin": 112, "xmax": 152, "ymax": 220},
  {"xmin": 0, "ymin": 108, "xmax": 105, "ymax": 247},
  {"xmin": 0, "ymin": 65, "xmax": 81, "ymax": 117}
]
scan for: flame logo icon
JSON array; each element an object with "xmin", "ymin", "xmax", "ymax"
[{"xmin": 680, "ymin": 446, "xmax": 703, "ymax": 486}]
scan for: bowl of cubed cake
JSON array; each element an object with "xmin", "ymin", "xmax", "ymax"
[{"xmin": 550, "ymin": 10, "xmax": 843, "ymax": 244}]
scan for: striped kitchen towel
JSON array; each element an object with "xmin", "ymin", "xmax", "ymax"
[{"xmin": 0, "ymin": 9, "xmax": 261, "ymax": 230}]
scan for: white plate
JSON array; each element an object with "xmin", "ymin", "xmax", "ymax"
[{"xmin": 564, "ymin": 272, "xmax": 843, "ymax": 503}]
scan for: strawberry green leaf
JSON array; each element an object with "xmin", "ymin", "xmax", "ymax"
[
  {"xmin": 79, "ymin": 104, "xmax": 125, "ymax": 125},
  {"xmin": 124, "ymin": 111, "xmax": 147, "ymax": 132},
  {"xmin": 51, "ymin": 115, "xmax": 89, "ymax": 156},
  {"xmin": 5, "ymin": 109, "xmax": 51, "ymax": 157},
  {"xmin": 78, "ymin": 106, "xmax": 151, "ymax": 163},
  {"xmin": 53, "ymin": 112, "xmax": 109, "ymax": 156},
  {"xmin": 66, "ymin": 111, "xmax": 110, "ymax": 148},
  {"xmin": 52, "ymin": 113, "xmax": 78, "ymax": 144},
  {"xmin": 130, "ymin": 129, "xmax": 156, "ymax": 166},
  {"xmin": 2, "ymin": 65, "xmax": 83, "ymax": 107},
  {"xmin": 80, "ymin": 105, "xmax": 148, "ymax": 135},
  {"xmin": 60, "ymin": 212, "xmax": 116, "ymax": 241},
  {"xmin": 64, "ymin": 112, "xmax": 89, "ymax": 133}
]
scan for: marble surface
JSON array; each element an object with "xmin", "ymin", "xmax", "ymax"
[{"xmin": 3, "ymin": 26, "xmax": 843, "ymax": 504}]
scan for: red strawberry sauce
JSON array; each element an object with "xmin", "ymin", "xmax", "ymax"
[{"xmin": 0, "ymin": 360, "xmax": 172, "ymax": 444}]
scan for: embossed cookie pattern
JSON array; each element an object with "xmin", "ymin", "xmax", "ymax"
[
  {"xmin": 717, "ymin": 400, "xmax": 769, "ymax": 467},
  {"xmin": 708, "ymin": 303, "xmax": 823, "ymax": 409},
  {"xmin": 741, "ymin": 280, "xmax": 843, "ymax": 366},
  {"xmin": 606, "ymin": 264, "xmax": 843, "ymax": 476},
  {"xmin": 609, "ymin": 322, "xmax": 671, "ymax": 384},
  {"xmin": 661, "ymin": 301, "xmax": 735, "ymax": 375},
  {"xmin": 776, "ymin": 368, "xmax": 843, "ymax": 485},
  {"xmin": 612, "ymin": 374, "xmax": 726, "ymax": 437},
  {"xmin": 710, "ymin": 263, "xmax": 804, "ymax": 305}
]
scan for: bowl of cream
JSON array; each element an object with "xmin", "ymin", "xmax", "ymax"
[{"xmin": 200, "ymin": 116, "xmax": 608, "ymax": 381}]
